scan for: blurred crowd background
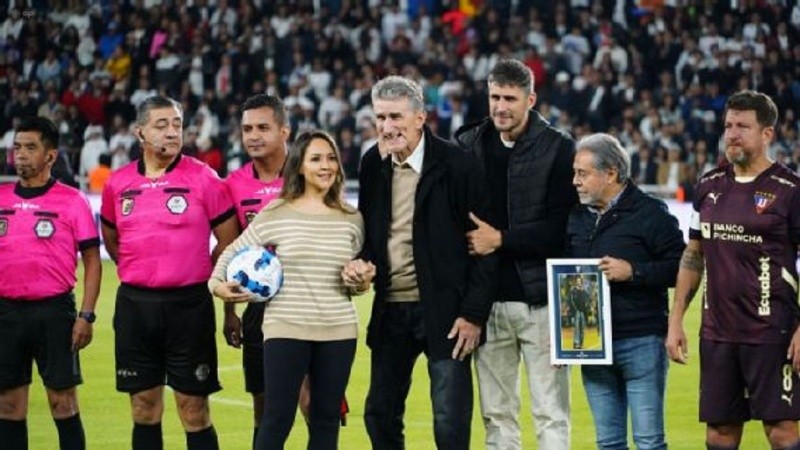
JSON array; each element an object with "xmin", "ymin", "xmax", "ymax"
[{"xmin": 1, "ymin": 0, "xmax": 800, "ymax": 200}]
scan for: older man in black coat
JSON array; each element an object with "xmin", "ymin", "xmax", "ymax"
[{"xmin": 357, "ymin": 75, "xmax": 496, "ymax": 450}]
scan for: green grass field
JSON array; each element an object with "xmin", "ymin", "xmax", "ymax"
[{"xmin": 26, "ymin": 260, "xmax": 768, "ymax": 449}]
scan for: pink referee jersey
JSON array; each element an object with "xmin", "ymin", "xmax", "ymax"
[
  {"xmin": 100, "ymin": 155, "xmax": 234, "ymax": 288},
  {"xmin": 224, "ymin": 162, "xmax": 283, "ymax": 230},
  {"xmin": 0, "ymin": 179, "xmax": 99, "ymax": 300}
]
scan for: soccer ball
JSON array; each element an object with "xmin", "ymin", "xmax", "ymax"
[{"xmin": 226, "ymin": 245, "xmax": 284, "ymax": 302}]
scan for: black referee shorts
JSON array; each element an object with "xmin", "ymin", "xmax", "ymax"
[
  {"xmin": 0, "ymin": 292, "xmax": 82, "ymax": 391},
  {"xmin": 114, "ymin": 283, "xmax": 221, "ymax": 396},
  {"xmin": 242, "ymin": 301, "xmax": 265, "ymax": 395}
]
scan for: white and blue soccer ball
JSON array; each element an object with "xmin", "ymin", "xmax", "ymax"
[{"xmin": 226, "ymin": 245, "xmax": 284, "ymax": 302}]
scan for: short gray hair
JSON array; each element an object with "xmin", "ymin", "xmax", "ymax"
[
  {"xmin": 136, "ymin": 95, "xmax": 182, "ymax": 126},
  {"xmin": 577, "ymin": 133, "xmax": 630, "ymax": 183},
  {"xmin": 371, "ymin": 76, "xmax": 425, "ymax": 112}
]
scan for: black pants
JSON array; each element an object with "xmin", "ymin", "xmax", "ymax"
[
  {"xmin": 255, "ymin": 338, "xmax": 356, "ymax": 450},
  {"xmin": 364, "ymin": 303, "xmax": 473, "ymax": 450}
]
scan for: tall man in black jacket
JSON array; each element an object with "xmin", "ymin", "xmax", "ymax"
[
  {"xmin": 454, "ymin": 59, "xmax": 576, "ymax": 450},
  {"xmin": 567, "ymin": 133, "xmax": 685, "ymax": 449},
  {"xmin": 359, "ymin": 76, "xmax": 496, "ymax": 450}
]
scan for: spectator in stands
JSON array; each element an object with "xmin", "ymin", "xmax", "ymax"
[
  {"xmin": 79, "ymin": 125, "xmax": 107, "ymax": 182},
  {"xmin": 657, "ymin": 146, "xmax": 691, "ymax": 197},
  {"xmin": 0, "ymin": 0, "xmax": 798, "ymax": 200},
  {"xmin": 631, "ymin": 144, "xmax": 659, "ymax": 186},
  {"xmin": 88, "ymin": 153, "xmax": 112, "ymax": 194}
]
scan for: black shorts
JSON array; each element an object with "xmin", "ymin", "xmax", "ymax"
[
  {"xmin": 114, "ymin": 283, "xmax": 221, "ymax": 396},
  {"xmin": 0, "ymin": 293, "xmax": 82, "ymax": 390},
  {"xmin": 242, "ymin": 301, "xmax": 265, "ymax": 394},
  {"xmin": 700, "ymin": 339, "xmax": 800, "ymax": 423}
]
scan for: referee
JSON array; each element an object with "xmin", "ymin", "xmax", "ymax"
[
  {"xmin": 0, "ymin": 117, "xmax": 101, "ymax": 450},
  {"xmin": 100, "ymin": 96, "xmax": 238, "ymax": 450}
]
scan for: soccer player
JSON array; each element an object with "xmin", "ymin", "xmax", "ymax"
[
  {"xmin": 568, "ymin": 276, "xmax": 590, "ymax": 350},
  {"xmin": 100, "ymin": 96, "xmax": 238, "ymax": 450},
  {"xmin": 0, "ymin": 116, "xmax": 101, "ymax": 450},
  {"xmin": 222, "ymin": 93, "xmax": 295, "ymax": 446},
  {"xmin": 666, "ymin": 90, "xmax": 800, "ymax": 450}
]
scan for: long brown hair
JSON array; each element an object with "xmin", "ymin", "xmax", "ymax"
[{"xmin": 280, "ymin": 130, "xmax": 355, "ymax": 213}]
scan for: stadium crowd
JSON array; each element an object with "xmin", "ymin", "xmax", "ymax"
[{"xmin": 1, "ymin": 0, "xmax": 800, "ymax": 197}]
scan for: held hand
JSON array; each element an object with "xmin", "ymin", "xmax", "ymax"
[
  {"xmin": 598, "ymin": 256, "xmax": 633, "ymax": 282},
  {"xmin": 787, "ymin": 327, "xmax": 800, "ymax": 372},
  {"xmin": 466, "ymin": 212, "xmax": 501, "ymax": 256},
  {"xmin": 223, "ymin": 311, "xmax": 242, "ymax": 348},
  {"xmin": 447, "ymin": 318, "xmax": 481, "ymax": 361},
  {"xmin": 341, "ymin": 259, "xmax": 376, "ymax": 290},
  {"xmin": 71, "ymin": 318, "xmax": 93, "ymax": 352},
  {"xmin": 214, "ymin": 281, "xmax": 252, "ymax": 303},
  {"xmin": 665, "ymin": 321, "xmax": 689, "ymax": 364}
]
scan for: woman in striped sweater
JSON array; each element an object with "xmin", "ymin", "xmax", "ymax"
[{"xmin": 209, "ymin": 130, "xmax": 374, "ymax": 449}]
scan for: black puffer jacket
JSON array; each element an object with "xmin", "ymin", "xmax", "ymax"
[
  {"xmin": 565, "ymin": 183, "xmax": 686, "ymax": 339},
  {"xmin": 454, "ymin": 111, "xmax": 577, "ymax": 305}
]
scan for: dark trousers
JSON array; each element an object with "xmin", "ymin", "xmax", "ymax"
[
  {"xmin": 364, "ymin": 303, "xmax": 473, "ymax": 450},
  {"xmin": 255, "ymin": 338, "xmax": 355, "ymax": 450}
]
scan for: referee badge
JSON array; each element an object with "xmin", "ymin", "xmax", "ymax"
[
  {"xmin": 166, "ymin": 195, "xmax": 188, "ymax": 214},
  {"xmin": 121, "ymin": 198, "xmax": 134, "ymax": 216},
  {"xmin": 34, "ymin": 219, "xmax": 55, "ymax": 238},
  {"xmin": 0, "ymin": 218, "xmax": 7, "ymax": 237}
]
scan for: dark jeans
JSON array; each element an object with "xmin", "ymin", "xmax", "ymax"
[
  {"xmin": 255, "ymin": 338, "xmax": 356, "ymax": 450},
  {"xmin": 364, "ymin": 303, "xmax": 472, "ymax": 450}
]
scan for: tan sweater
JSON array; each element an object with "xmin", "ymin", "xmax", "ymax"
[
  {"xmin": 386, "ymin": 163, "xmax": 421, "ymax": 302},
  {"xmin": 209, "ymin": 200, "xmax": 364, "ymax": 341}
]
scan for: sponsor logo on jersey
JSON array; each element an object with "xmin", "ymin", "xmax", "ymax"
[
  {"xmin": 140, "ymin": 180, "xmax": 169, "ymax": 189},
  {"xmin": 13, "ymin": 201, "xmax": 40, "ymax": 211},
  {"xmin": 0, "ymin": 218, "xmax": 6, "ymax": 237},
  {"xmin": 754, "ymin": 191, "xmax": 775, "ymax": 214},
  {"xmin": 166, "ymin": 195, "xmax": 188, "ymax": 214},
  {"xmin": 34, "ymin": 219, "xmax": 55, "ymax": 238},
  {"xmin": 255, "ymin": 186, "xmax": 282, "ymax": 196},
  {"xmin": 706, "ymin": 222, "xmax": 763, "ymax": 244},
  {"xmin": 701, "ymin": 222, "xmax": 711, "ymax": 239},
  {"xmin": 121, "ymin": 197, "xmax": 134, "ymax": 216},
  {"xmin": 758, "ymin": 256, "xmax": 771, "ymax": 316}
]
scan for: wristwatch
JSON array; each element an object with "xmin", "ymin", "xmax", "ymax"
[{"xmin": 78, "ymin": 311, "xmax": 96, "ymax": 323}]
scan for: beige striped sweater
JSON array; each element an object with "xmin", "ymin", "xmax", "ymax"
[{"xmin": 209, "ymin": 199, "xmax": 364, "ymax": 341}]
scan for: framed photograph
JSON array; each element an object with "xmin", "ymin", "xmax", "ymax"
[{"xmin": 546, "ymin": 259, "xmax": 612, "ymax": 365}]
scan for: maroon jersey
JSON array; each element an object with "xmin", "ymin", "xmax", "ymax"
[{"xmin": 690, "ymin": 163, "xmax": 800, "ymax": 344}]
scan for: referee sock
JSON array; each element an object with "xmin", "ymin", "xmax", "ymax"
[
  {"xmin": 186, "ymin": 425, "xmax": 219, "ymax": 450},
  {"xmin": 706, "ymin": 444, "xmax": 738, "ymax": 450},
  {"xmin": 133, "ymin": 422, "xmax": 162, "ymax": 450},
  {"xmin": 778, "ymin": 441, "xmax": 800, "ymax": 450},
  {"xmin": 0, "ymin": 418, "xmax": 27, "ymax": 450},
  {"xmin": 54, "ymin": 414, "xmax": 85, "ymax": 450}
]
